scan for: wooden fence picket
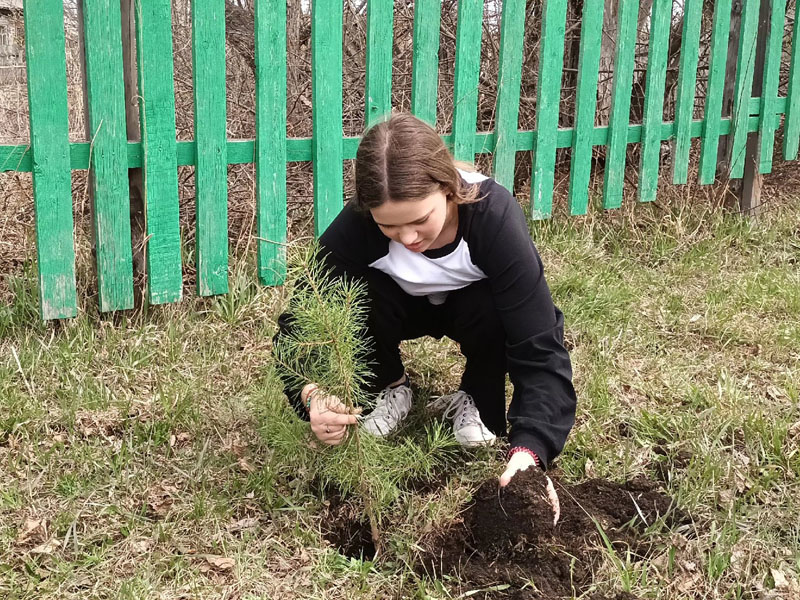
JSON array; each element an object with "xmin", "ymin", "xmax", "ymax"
[
  {"xmin": 671, "ymin": 0, "xmax": 703, "ymax": 184},
  {"xmin": 192, "ymin": 0, "xmax": 229, "ymax": 295},
  {"xmin": 82, "ymin": 0, "xmax": 135, "ymax": 311},
  {"xmin": 451, "ymin": 0, "xmax": 483, "ymax": 162},
  {"xmin": 728, "ymin": 0, "xmax": 761, "ymax": 179},
  {"xmin": 410, "ymin": 0, "xmax": 441, "ymax": 126},
  {"xmin": 365, "ymin": 0, "xmax": 394, "ymax": 128},
  {"xmin": 22, "ymin": 0, "xmax": 77, "ymax": 320},
  {"xmin": 784, "ymin": 2, "xmax": 800, "ymax": 160},
  {"xmin": 311, "ymin": 0, "xmax": 343, "ymax": 236},
  {"xmin": 134, "ymin": 0, "xmax": 183, "ymax": 304},
  {"xmin": 255, "ymin": 0, "xmax": 287, "ymax": 285},
  {"xmin": 568, "ymin": 0, "xmax": 604, "ymax": 215},
  {"xmin": 756, "ymin": 0, "xmax": 787, "ymax": 174},
  {"xmin": 601, "ymin": 0, "xmax": 638, "ymax": 210},
  {"xmin": 638, "ymin": 0, "xmax": 672, "ymax": 204},
  {"xmin": 698, "ymin": 0, "xmax": 733, "ymax": 184},
  {"xmin": 492, "ymin": 0, "xmax": 526, "ymax": 192},
  {"xmin": 531, "ymin": 0, "xmax": 568, "ymax": 220}
]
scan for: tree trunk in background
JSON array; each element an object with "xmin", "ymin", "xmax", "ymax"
[
  {"xmin": 597, "ymin": 0, "xmax": 618, "ymax": 123},
  {"xmin": 287, "ymin": 0, "xmax": 303, "ymax": 65},
  {"xmin": 225, "ymin": 0, "xmax": 255, "ymax": 74},
  {"xmin": 598, "ymin": 0, "xmax": 652, "ymax": 124}
]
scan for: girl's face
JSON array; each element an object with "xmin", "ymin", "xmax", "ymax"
[{"xmin": 369, "ymin": 189, "xmax": 455, "ymax": 253}]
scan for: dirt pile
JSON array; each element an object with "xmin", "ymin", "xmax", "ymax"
[{"xmin": 419, "ymin": 469, "xmax": 686, "ymax": 600}]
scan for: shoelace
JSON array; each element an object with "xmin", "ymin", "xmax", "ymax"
[
  {"xmin": 370, "ymin": 386, "xmax": 410, "ymax": 423},
  {"xmin": 441, "ymin": 391, "xmax": 483, "ymax": 429}
]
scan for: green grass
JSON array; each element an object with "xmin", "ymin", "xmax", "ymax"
[{"xmin": 1, "ymin": 196, "xmax": 799, "ymax": 599}]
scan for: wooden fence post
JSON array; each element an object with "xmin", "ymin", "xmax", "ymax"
[
  {"xmin": 718, "ymin": 0, "xmax": 741, "ymax": 182},
  {"xmin": 76, "ymin": 0, "xmax": 94, "ymax": 244},
  {"xmin": 120, "ymin": 0, "xmax": 147, "ymax": 301},
  {"xmin": 737, "ymin": 0, "xmax": 770, "ymax": 217},
  {"xmin": 718, "ymin": 0, "xmax": 768, "ymax": 216}
]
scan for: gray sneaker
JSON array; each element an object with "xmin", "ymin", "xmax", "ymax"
[
  {"xmin": 427, "ymin": 391, "xmax": 497, "ymax": 447},
  {"xmin": 361, "ymin": 381, "xmax": 413, "ymax": 437}
]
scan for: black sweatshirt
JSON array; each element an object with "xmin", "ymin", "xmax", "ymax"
[{"xmin": 279, "ymin": 173, "xmax": 576, "ymax": 468}]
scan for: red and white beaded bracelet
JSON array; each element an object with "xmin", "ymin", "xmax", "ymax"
[{"xmin": 507, "ymin": 446, "xmax": 540, "ymax": 467}]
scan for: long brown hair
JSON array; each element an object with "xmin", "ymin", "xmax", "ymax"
[{"xmin": 352, "ymin": 112, "xmax": 481, "ymax": 212}]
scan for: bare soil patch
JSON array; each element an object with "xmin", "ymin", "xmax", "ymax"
[
  {"xmin": 322, "ymin": 498, "xmax": 378, "ymax": 560},
  {"xmin": 418, "ymin": 469, "xmax": 688, "ymax": 599},
  {"xmin": 321, "ymin": 467, "xmax": 688, "ymax": 598}
]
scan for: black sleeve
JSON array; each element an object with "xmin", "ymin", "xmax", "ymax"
[
  {"xmin": 272, "ymin": 203, "xmax": 379, "ymax": 418},
  {"xmin": 469, "ymin": 181, "xmax": 577, "ymax": 468}
]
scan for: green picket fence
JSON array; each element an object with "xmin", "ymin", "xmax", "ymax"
[{"xmin": 2, "ymin": 0, "xmax": 800, "ymax": 320}]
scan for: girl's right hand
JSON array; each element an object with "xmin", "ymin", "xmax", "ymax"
[{"xmin": 301, "ymin": 384, "xmax": 361, "ymax": 445}]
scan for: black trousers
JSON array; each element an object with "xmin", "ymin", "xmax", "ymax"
[{"xmin": 362, "ymin": 270, "xmax": 508, "ymax": 436}]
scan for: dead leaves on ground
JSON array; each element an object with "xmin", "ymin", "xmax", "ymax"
[
  {"xmin": 199, "ymin": 554, "xmax": 236, "ymax": 573},
  {"xmin": 146, "ymin": 484, "xmax": 180, "ymax": 518},
  {"xmin": 227, "ymin": 516, "xmax": 261, "ymax": 533},
  {"xmin": 16, "ymin": 517, "xmax": 48, "ymax": 545},
  {"xmin": 75, "ymin": 409, "xmax": 123, "ymax": 439},
  {"xmin": 169, "ymin": 431, "xmax": 193, "ymax": 448},
  {"xmin": 15, "ymin": 517, "xmax": 60, "ymax": 555}
]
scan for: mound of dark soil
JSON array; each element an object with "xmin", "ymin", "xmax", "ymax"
[{"xmin": 419, "ymin": 469, "xmax": 687, "ymax": 600}]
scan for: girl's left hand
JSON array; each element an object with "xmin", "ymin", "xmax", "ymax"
[
  {"xmin": 499, "ymin": 452, "xmax": 561, "ymax": 526},
  {"xmin": 499, "ymin": 450, "xmax": 537, "ymax": 487}
]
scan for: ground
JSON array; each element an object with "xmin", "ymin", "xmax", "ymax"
[{"xmin": 1, "ymin": 192, "xmax": 799, "ymax": 599}]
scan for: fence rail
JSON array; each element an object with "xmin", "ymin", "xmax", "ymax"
[{"xmin": 1, "ymin": 0, "xmax": 799, "ymax": 320}]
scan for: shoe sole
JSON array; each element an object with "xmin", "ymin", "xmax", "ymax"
[{"xmin": 456, "ymin": 436, "xmax": 497, "ymax": 447}]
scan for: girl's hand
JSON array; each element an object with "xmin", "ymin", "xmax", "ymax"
[
  {"xmin": 499, "ymin": 450, "xmax": 560, "ymax": 526},
  {"xmin": 301, "ymin": 384, "xmax": 361, "ymax": 445},
  {"xmin": 499, "ymin": 449, "xmax": 538, "ymax": 487}
]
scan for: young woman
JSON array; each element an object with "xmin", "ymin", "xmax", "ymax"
[{"xmin": 276, "ymin": 112, "xmax": 576, "ymax": 486}]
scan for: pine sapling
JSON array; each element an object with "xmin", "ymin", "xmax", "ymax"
[
  {"xmin": 272, "ymin": 243, "xmax": 382, "ymax": 548},
  {"xmin": 270, "ymin": 244, "xmax": 462, "ymax": 556}
]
